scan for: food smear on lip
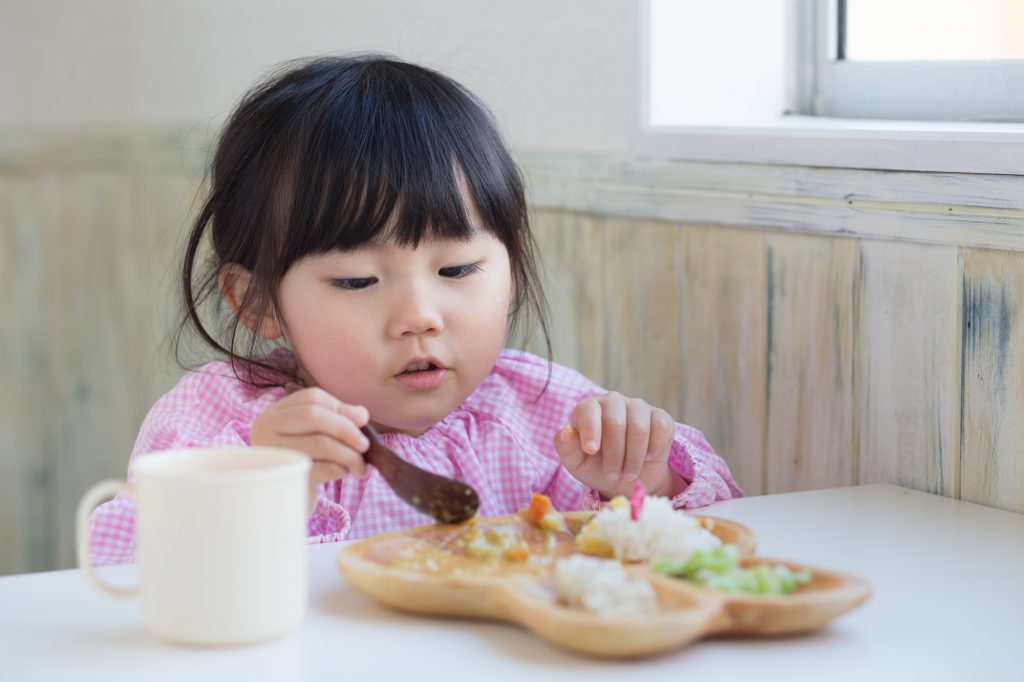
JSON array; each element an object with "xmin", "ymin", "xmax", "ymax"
[
  {"xmin": 554, "ymin": 554, "xmax": 659, "ymax": 617},
  {"xmin": 575, "ymin": 495, "xmax": 720, "ymax": 562},
  {"xmin": 653, "ymin": 545, "xmax": 812, "ymax": 596}
]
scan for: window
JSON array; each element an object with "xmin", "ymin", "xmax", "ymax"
[
  {"xmin": 646, "ymin": 0, "xmax": 791, "ymax": 128},
  {"xmin": 641, "ymin": 0, "xmax": 1024, "ymax": 173},
  {"xmin": 646, "ymin": 0, "xmax": 1024, "ymax": 126},
  {"xmin": 812, "ymin": 0, "xmax": 1024, "ymax": 121}
]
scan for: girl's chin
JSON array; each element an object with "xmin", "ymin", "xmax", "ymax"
[{"xmin": 370, "ymin": 411, "xmax": 452, "ymax": 437}]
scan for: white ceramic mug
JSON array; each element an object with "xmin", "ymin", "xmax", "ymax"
[{"xmin": 76, "ymin": 447, "xmax": 311, "ymax": 646}]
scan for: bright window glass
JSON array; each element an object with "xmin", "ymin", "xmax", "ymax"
[
  {"xmin": 845, "ymin": 0, "xmax": 1024, "ymax": 62},
  {"xmin": 647, "ymin": 0, "xmax": 788, "ymax": 127}
]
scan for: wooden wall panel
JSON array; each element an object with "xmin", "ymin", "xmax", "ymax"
[
  {"xmin": 602, "ymin": 217, "xmax": 682, "ymax": 414},
  {"xmin": 47, "ymin": 171, "xmax": 155, "ymax": 568},
  {"xmin": 137, "ymin": 166, "xmax": 210, "ymax": 397},
  {"xmin": 529, "ymin": 210, "xmax": 607, "ymax": 384},
  {"xmin": 1, "ymin": 174, "xmax": 57, "ymax": 574},
  {"xmin": 764, "ymin": 234, "xmax": 859, "ymax": 493},
  {"xmin": 0, "ymin": 162, "xmax": 193, "ymax": 574},
  {"xmin": 527, "ymin": 210, "xmax": 578, "ymax": 368},
  {"xmin": 679, "ymin": 225, "xmax": 768, "ymax": 496},
  {"xmin": 962, "ymin": 249, "xmax": 1024, "ymax": 513},
  {"xmin": 565, "ymin": 215, "xmax": 607, "ymax": 385},
  {"xmin": 857, "ymin": 242, "xmax": 962, "ymax": 497}
]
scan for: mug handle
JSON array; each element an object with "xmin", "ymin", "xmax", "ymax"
[{"xmin": 75, "ymin": 479, "xmax": 138, "ymax": 597}]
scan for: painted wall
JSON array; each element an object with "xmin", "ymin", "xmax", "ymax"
[{"xmin": 0, "ymin": 0, "xmax": 639, "ymax": 153}]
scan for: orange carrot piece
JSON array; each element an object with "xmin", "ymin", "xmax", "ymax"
[
  {"xmin": 503, "ymin": 545, "xmax": 530, "ymax": 562},
  {"xmin": 526, "ymin": 492, "xmax": 552, "ymax": 526}
]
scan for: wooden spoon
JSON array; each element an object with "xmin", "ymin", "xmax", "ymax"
[{"xmin": 361, "ymin": 424, "xmax": 480, "ymax": 524}]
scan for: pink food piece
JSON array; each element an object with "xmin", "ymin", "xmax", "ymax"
[{"xmin": 629, "ymin": 480, "xmax": 646, "ymax": 521}]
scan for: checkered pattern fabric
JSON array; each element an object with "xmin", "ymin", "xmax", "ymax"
[{"xmin": 88, "ymin": 350, "xmax": 742, "ymax": 565}]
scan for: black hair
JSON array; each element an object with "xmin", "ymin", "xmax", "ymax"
[{"xmin": 177, "ymin": 54, "xmax": 550, "ymax": 386}]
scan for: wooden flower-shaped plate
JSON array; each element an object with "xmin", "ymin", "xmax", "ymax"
[{"xmin": 336, "ymin": 511, "xmax": 869, "ymax": 658}]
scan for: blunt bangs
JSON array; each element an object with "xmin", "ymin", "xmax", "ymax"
[{"xmin": 220, "ymin": 56, "xmax": 526, "ymax": 274}]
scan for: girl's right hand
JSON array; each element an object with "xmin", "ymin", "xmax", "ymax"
[{"xmin": 250, "ymin": 385, "xmax": 371, "ymax": 514}]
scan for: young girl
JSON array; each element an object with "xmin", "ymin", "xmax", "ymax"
[{"xmin": 89, "ymin": 55, "xmax": 742, "ymax": 565}]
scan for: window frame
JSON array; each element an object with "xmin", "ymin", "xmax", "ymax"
[
  {"xmin": 813, "ymin": 0, "xmax": 1024, "ymax": 122},
  {"xmin": 636, "ymin": 0, "xmax": 1024, "ymax": 174}
]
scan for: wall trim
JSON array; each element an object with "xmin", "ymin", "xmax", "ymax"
[
  {"xmin": 519, "ymin": 150, "xmax": 1024, "ymax": 251},
  {"xmin": 3, "ymin": 130, "xmax": 1023, "ymax": 252},
  {"xmin": 0, "ymin": 128, "xmax": 212, "ymax": 174}
]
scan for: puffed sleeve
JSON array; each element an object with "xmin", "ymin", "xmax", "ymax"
[
  {"xmin": 487, "ymin": 351, "xmax": 743, "ymax": 510},
  {"xmin": 86, "ymin": 361, "xmax": 354, "ymax": 564},
  {"xmin": 86, "ymin": 366, "xmax": 276, "ymax": 565}
]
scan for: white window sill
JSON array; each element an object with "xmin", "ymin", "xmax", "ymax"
[{"xmin": 634, "ymin": 116, "xmax": 1024, "ymax": 175}]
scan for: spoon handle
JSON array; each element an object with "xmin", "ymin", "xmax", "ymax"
[{"xmin": 360, "ymin": 424, "xmax": 402, "ymax": 481}]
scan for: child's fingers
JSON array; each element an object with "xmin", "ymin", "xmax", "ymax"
[
  {"xmin": 647, "ymin": 409, "xmax": 676, "ymax": 463},
  {"xmin": 310, "ymin": 460, "xmax": 349, "ymax": 486},
  {"xmin": 289, "ymin": 434, "xmax": 368, "ymax": 478},
  {"xmin": 335, "ymin": 402, "xmax": 369, "ymax": 428},
  {"xmin": 594, "ymin": 394, "xmax": 627, "ymax": 481},
  {"xmin": 269, "ymin": 403, "xmax": 370, "ymax": 451},
  {"xmin": 275, "ymin": 387, "xmax": 365, "ymax": 418},
  {"xmin": 274, "ymin": 386, "xmax": 370, "ymax": 431},
  {"xmin": 553, "ymin": 425, "xmax": 588, "ymax": 472},
  {"xmin": 275, "ymin": 385, "xmax": 334, "ymax": 407},
  {"xmin": 571, "ymin": 398, "xmax": 603, "ymax": 455},
  {"xmin": 623, "ymin": 400, "xmax": 653, "ymax": 481}
]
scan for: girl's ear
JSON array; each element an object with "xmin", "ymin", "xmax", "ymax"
[{"xmin": 218, "ymin": 264, "xmax": 285, "ymax": 340}]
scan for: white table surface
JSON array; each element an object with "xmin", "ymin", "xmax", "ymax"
[{"xmin": 3, "ymin": 484, "xmax": 1023, "ymax": 681}]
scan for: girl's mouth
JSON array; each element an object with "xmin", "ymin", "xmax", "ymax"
[
  {"xmin": 394, "ymin": 359, "xmax": 448, "ymax": 391},
  {"xmin": 400, "ymin": 359, "xmax": 439, "ymax": 373}
]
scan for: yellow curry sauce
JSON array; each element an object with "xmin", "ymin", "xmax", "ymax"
[
  {"xmin": 371, "ymin": 496, "xmax": 599, "ymax": 577},
  {"xmin": 387, "ymin": 515, "xmax": 578, "ymax": 576}
]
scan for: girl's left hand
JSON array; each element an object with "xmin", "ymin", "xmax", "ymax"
[{"xmin": 553, "ymin": 392, "xmax": 683, "ymax": 499}]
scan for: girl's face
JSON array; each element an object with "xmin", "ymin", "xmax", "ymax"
[{"xmin": 275, "ymin": 229, "xmax": 514, "ymax": 436}]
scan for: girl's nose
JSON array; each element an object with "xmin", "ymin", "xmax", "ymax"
[{"xmin": 386, "ymin": 285, "xmax": 444, "ymax": 338}]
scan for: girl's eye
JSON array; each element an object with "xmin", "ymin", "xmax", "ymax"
[
  {"xmin": 329, "ymin": 277, "xmax": 378, "ymax": 290},
  {"xmin": 439, "ymin": 263, "xmax": 482, "ymax": 279}
]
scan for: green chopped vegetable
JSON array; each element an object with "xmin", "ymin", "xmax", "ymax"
[
  {"xmin": 652, "ymin": 544, "xmax": 740, "ymax": 576},
  {"xmin": 652, "ymin": 546, "xmax": 811, "ymax": 595}
]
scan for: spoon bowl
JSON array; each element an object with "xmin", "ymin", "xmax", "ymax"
[{"xmin": 361, "ymin": 425, "xmax": 480, "ymax": 524}]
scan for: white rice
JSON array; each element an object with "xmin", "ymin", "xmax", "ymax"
[
  {"xmin": 576, "ymin": 495, "xmax": 721, "ymax": 562},
  {"xmin": 554, "ymin": 555, "xmax": 658, "ymax": 616}
]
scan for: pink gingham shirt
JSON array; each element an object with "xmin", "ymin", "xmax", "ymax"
[{"xmin": 89, "ymin": 349, "xmax": 742, "ymax": 565}]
